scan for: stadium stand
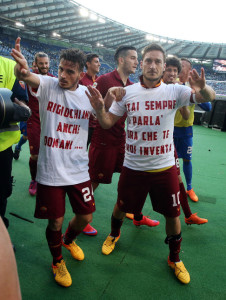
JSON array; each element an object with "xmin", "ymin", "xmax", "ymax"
[{"xmin": 1, "ymin": 32, "xmax": 226, "ymax": 90}]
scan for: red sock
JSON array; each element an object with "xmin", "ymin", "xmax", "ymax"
[
  {"xmin": 29, "ymin": 158, "xmax": 37, "ymax": 181},
  {"xmin": 179, "ymin": 182, "xmax": 192, "ymax": 218},
  {"xmin": 169, "ymin": 234, "xmax": 182, "ymax": 262},
  {"xmin": 45, "ymin": 226, "xmax": 62, "ymax": 262},
  {"xmin": 64, "ymin": 223, "xmax": 82, "ymax": 245}
]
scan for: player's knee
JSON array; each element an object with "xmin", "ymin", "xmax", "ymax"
[
  {"xmin": 30, "ymin": 154, "xmax": 38, "ymax": 161},
  {"xmin": 48, "ymin": 218, "xmax": 63, "ymax": 231},
  {"xmin": 79, "ymin": 213, "xmax": 93, "ymax": 224}
]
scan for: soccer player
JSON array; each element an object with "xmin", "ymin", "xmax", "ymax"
[
  {"xmin": 174, "ymin": 58, "xmax": 212, "ymax": 202},
  {"xmin": 0, "ymin": 55, "xmax": 29, "ymax": 229},
  {"xmin": 86, "ymin": 43, "xmax": 215, "ymax": 284},
  {"xmin": 89, "ymin": 45, "xmax": 159, "ymax": 228},
  {"xmin": 11, "ymin": 37, "xmax": 105, "ymax": 287},
  {"xmin": 26, "ymin": 53, "xmax": 54, "ymax": 196},
  {"xmin": 79, "ymin": 53, "xmax": 100, "ymax": 235},
  {"xmin": 13, "ymin": 61, "xmax": 39, "ymax": 161},
  {"xmin": 31, "ymin": 61, "xmax": 38, "ymax": 72},
  {"xmin": 13, "ymin": 120, "xmax": 28, "ymax": 160},
  {"xmin": 79, "ymin": 53, "xmax": 100, "ymax": 148},
  {"xmin": 163, "ymin": 56, "xmax": 208, "ymax": 225}
]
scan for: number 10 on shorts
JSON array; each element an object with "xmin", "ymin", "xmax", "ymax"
[{"xmin": 172, "ymin": 191, "xmax": 180, "ymax": 207}]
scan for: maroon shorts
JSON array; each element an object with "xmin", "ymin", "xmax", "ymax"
[
  {"xmin": 88, "ymin": 143, "xmax": 125, "ymax": 184},
  {"xmin": 27, "ymin": 119, "xmax": 40, "ymax": 156},
  {"xmin": 117, "ymin": 166, "xmax": 180, "ymax": 218},
  {"xmin": 174, "ymin": 148, "xmax": 180, "ymax": 175},
  {"xmin": 35, "ymin": 180, "xmax": 96, "ymax": 219}
]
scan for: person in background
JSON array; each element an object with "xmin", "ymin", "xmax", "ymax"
[
  {"xmin": 89, "ymin": 45, "xmax": 159, "ymax": 231},
  {"xmin": 174, "ymin": 58, "xmax": 212, "ymax": 202},
  {"xmin": 163, "ymin": 56, "xmax": 208, "ymax": 225},
  {"xmin": 13, "ymin": 62, "xmax": 38, "ymax": 160},
  {"xmin": 0, "ymin": 55, "xmax": 30, "ymax": 229},
  {"xmin": 79, "ymin": 53, "xmax": 100, "ymax": 148},
  {"xmin": 13, "ymin": 120, "xmax": 28, "ymax": 160},
  {"xmin": 31, "ymin": 61, "xmax": 38, "ymax": 72},
  {"xmin": 26, "ymin": 53, "xmax": 54, "ymax": 196},
  {"xmin": 79, "ymin": 53, "xmax": 100, "ymax": 236}
]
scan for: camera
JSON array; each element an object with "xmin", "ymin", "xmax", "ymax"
[
  {"xmin": 0, "ymin": 88, "xmax": 31, "ymax": 129},
  {"xmin": 0, "ymin": 88, "xmax": 15, "ymax": 128}
]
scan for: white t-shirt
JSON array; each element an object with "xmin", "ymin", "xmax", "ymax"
[
  {"xmin": 35, "ymin": 75, "xmax": 94, "ymax": 186},
  {"xmin": 109, "ymin": 81, "xmax": 195, "ymax": 171}
]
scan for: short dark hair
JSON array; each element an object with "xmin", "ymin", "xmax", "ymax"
[
  {"xmin": 34, "ymin": 52, "xmax": 49, "ymax": 64},
  {"xmin": 59, "ymin": 48, "xmax": 86, "ymax": 72},
  {"xmin": 166, "ymin": 56, "xmax": 182, "ymax": 73},
  {"xmin": 181, "ymin": 57, "xmax": 192, "ymax": 68},
  {"xmin": 114, "ymin": 45, "xmax": 137, "ymax": 64},
  {"xmin": 142, "ymin": 43, "xmax": 166, "ymax": 62},
  {"xmin": 85, "ymin": 53, "xmax": 99, "ymax": 69}
]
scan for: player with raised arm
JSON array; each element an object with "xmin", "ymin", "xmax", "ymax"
[
  {"xmin": 174, "ymin": 58, "xmax": 212, "ymax": 202},
  {"xmin": 86, "ymin": 44, "xmax": 215, "ymax": 284},
  {"xmin": 11, "ymin": 37, "xmax": 98, "ymax": 287}
]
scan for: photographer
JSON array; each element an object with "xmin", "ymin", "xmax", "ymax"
[{"xmin": 0, "ymin": 55, "xmax": 30, "ymax": 229}]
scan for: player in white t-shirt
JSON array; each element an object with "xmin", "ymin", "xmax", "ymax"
[
  {"xmin": 11, "ymin": 37, "xmax": 117, "ymax": 288},
  {"xmin": 86, "ymin": 43, "xmax": 215, "ymax": 285}
]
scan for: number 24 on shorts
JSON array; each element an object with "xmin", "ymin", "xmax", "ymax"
[{"xmin": 82, "ymin": 187, "xmax": 93, "ymax": 202}]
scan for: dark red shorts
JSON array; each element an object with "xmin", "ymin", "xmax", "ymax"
[
  {"xmin": 27, "ymin": 120, "xmax": 40, "ymax": 156},
  {"xmin": 88, "ymin": 143, "xmax": 125, "ymax": 184},
  {"xmin": 174, "ymin": 148, "xmax": 180, "ymax": 175},
  {"xmin": 117, "ymin": 166, "xmax": 180, "ymax": 218},
  {"xmin": 35, "ymin": 181, "xmax": 96, "ymax": 219}
]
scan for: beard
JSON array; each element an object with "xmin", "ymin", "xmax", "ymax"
[
  {"xmin": 38, "ymin": 68, "xmax": 49, "ymax": 75},
  {"xmin": 143, "ymin": 73, "xmax": 162, "ymax": 82}
]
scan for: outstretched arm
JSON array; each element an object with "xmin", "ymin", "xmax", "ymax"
[
  {"xmin": 10, "ymin": 37, "xmax": 40, "ymax": 88},
  {"xmin": 188, "ymin": 68, "xmax": 216, "ymax": 102},
  {"xmin": 86, "ymin": 85, "xmax": 122, "ymax": 129}
]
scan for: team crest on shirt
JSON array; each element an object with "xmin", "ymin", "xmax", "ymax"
[{"xmin": 19, "ymin": 81, "xmax": 26, "ymax": 89}]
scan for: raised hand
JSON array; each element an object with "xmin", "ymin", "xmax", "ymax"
[
  {"xmin": 11, "ymin": 37, "xmax": 30, "ymax": 79},
  {"xmin": 108, "ymin": 87, "xmax": 126, "ymax": 102},
  {"xmin": 85, "ymin": 85, "xmax": 105, "ymax": 112},
  {"xmin": 188, "ymin": 67, "xmax": 205, "ymax": 93}
]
